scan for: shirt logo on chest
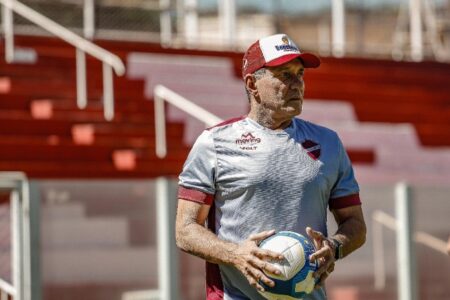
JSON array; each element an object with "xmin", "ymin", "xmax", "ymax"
[
  {"xmin": 235, "ymin": 132, "xmax": 261, "ymax": 150},
  {"xmin": 301, "ymin": 140, "xmax": 321, "ymax": 160}
]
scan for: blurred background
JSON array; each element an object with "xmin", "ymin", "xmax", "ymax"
[{"xmin": 0, "ymin": 0, "xmax": 449, "ymax": 299}]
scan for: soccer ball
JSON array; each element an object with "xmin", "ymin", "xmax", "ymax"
[{"xmin": 258, "ymin": 231, "xmax": 318, "ymax": 299}]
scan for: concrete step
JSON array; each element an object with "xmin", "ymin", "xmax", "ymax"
[
  {"xmin": 42, "ymin": 247, "xmax": 158, "ymax": 284},
  {"xmin": 41, "ymin": 218, "xmax": 129, "ymax": 249}
]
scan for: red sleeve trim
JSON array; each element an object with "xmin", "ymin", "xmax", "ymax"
[
  {"xmin": 178, "ymin": 186, "xmax": 214, "ymax": 205},
  {"xmin": 329, "ymin": 193, "xmax": 361, "ymax": 210}
]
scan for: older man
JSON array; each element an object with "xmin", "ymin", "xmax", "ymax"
[{"xmin": 175, "ymin": 33, "xmax": 366, "ymax": 299}]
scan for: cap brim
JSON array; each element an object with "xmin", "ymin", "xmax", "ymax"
[{"xmin": 265, "ymin": 52, "xmax": 321, "ymax": 68}]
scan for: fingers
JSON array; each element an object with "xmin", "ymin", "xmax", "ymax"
[
  {"xmin": 306, "ymin": 227, "xmax": 323, "ymax": 239},
  {"xmin": 249, "ymin": 256, "xmax": 282, "ymax": 276},
  {"xmin": 306, "ymin": 227, "xmax": 326, "ymax": 252},
  {"xmin": 253, "ymin": 248, "xmax": 284, "ymax": 261},
  {"xmin": 315, "ymin": 263, "xmax": 335, "ymax": 289},
  {"xmin": 240, "ymin": 263, "xmax": 274, "ymax": 292},
  {"xmin": 309, "ymin": 243, "xmax": 333, "ymax": 262},
  {"xmin": 248, "ymin": 229, "xmax": 276, "ymax": 243}
]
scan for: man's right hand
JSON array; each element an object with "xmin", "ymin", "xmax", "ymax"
[{"xmin": 231, "ymin": 230, "xmax": 285, "ymax": 292}]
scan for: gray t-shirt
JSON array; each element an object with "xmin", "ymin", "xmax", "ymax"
[{"xmin": 178, "ymin": 117, "xmax": 361, "ymax": 300}]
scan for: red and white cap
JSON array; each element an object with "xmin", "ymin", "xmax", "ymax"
[{"xmin": 242, "ymin": 33, "xmax": 321, "ymax": 78}]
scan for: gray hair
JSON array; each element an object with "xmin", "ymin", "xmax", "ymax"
[{"xmin": 245, "ymin": 68, "xmax": 267, "ymax": 101}]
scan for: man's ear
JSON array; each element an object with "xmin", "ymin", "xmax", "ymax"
[{"xmin": 244, "ymin": 74, "xmax": 258, "ymax": 98}]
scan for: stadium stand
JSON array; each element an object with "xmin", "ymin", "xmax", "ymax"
[{"xmin": 1, "ymin": 33, "xmax": 450, "ymax": 300}]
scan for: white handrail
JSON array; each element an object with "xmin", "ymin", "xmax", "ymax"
[
  {"xmin": 154, "ymin": 84, "xmax": 223, "ymax": 158},
  {"xmin": 0, "ymin": 0, "xmax": 125, "ymax": 120},
  {"xmin": 0, "ymin": 278, "xmax": 16, "ymax": 297},
  {"xmin": 372, "ymin": 209, "xmax": 448, "ymax": 290}
]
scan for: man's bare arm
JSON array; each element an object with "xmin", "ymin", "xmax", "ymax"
[
  {"xmin": 330, "ymin": 205, "xmax": 367, "ymax": 257},
  {"xmin": 307, "ymin": 205, "xmax": 366, "ymax": 285},
  {"xmin": 175, "ymin": 199, "xmax": 284, "ymax": 291},
  {"xmin": 175, "ymin": 199, "xmax": 238, "ymax": 264}
]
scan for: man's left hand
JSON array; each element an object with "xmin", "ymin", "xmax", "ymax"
[{"xmin": 306, "ymin": 227, "xmax": 336, "ymax": 288}]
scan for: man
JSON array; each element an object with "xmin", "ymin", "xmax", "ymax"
[{"xmin": 175, "ymin": 33, "xmax": 366, "ymax": 299}]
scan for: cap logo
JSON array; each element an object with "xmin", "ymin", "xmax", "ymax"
[{"xmin": 275, "ymin": 36, "xmax": 299, "ymax": 52}]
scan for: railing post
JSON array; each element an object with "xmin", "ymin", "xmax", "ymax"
[
  {"xmin": 219, "ymin": 0, "xmax": 236, "ymax": 47},
  {"xmin": 409, "ymin": 0, "xmax": 423, "ymax": 61},
  {"xmin": 11, "ymin": 190, "xmax": 22, "ymax": 300},
  {"xmin": 395, "ymin": 182, "xmax": 418, "ymax": 300},
  {"xmin": 76, "ymin": 49, "xmax": 88, "ymax": 109},
  {"xmin": 2, "ymin": 0, "xmax": 15, "ymax": 63},
  {"xmin": 154, "ymin": 88, "xmax": 167, "ymax": 159},
  {"xmin": 184, "ymin": 0, "xmax": 198, "ymax": 46},
  {"xmin": 331, "ymin": 0, "xmax": 345, "ymax": 57},
  {"xmin": 372, "ymin": 212, "xmax": 386, "ymax": 290},
  {"xmin": 102, "ymin": 63, "xmax": 114, "ymax": 121},
  {"xmin": 159, "ymin": 0, "xmax": 172, "ymax": 46},
  {"xmin": 83, "ymin": 0, "xmax": 95, "ymax": 39},
  {"xmin": 156, "ymin": 178, "xmax": 179, "ymax": 300}
]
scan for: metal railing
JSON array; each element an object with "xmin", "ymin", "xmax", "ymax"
[
  {"xmin": 372, "ymin": 183, "xmax": 448, "ymax": 297},
  {"xmin": 0, "ymin": 0, "xmax": 126, "ymax": 121},
  {"xmin": 0, "ymin": 172, "xmax": 30, "ymax": 300},
  {"xmin": 153, "ymin": 84, "xmax": 223, "ymax": 158}
]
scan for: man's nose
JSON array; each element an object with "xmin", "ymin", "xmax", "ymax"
[{"xmin": 290, "ymin": 77, "xmax": 304, "ymax": 89}]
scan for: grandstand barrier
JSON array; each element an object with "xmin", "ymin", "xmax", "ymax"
[
  {"xmin": 0, "ymin": 172, "xmax": 36, "ymax": 300},
  {"xmin": 371, "ymin": 182, "xmax": 448, "ymax": 299},
  {"xmin": 153, "ymin": 84, "xmax": 223, "ymax": 159},
  {"xmin": 0, "ymin": 0, "xmax": 125, "ymax": 120}
]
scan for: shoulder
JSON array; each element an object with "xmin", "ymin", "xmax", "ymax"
[
  {"xmin": 206, "ymin": 116, "xmax": 247, "ymax": 132},
  {"xmin": 295, "ymin": 118, "xmax": 339, "ymax": 140},
  {"xmin": 192, "ymin": 116, "xmax": 246, "ymax": 148}
]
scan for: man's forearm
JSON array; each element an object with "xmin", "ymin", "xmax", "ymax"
[
  {"xmin": 332, "ymin": 216, "xmax": 366, "ymax": 258},
  {"xmin": 176, "ymin": 220, "xmax": 239, "ymax": 265}
]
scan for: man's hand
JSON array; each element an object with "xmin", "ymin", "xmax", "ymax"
[
  {"xmin": 306, "ymin": 227, "xmax": 336, "ymax": 288},
  {"xmin": 232, "ymin": 230, "xmax": 285, "ymax": 292}
]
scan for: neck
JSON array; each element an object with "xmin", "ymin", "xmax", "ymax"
[{"xmin": 247, "ymin": 108, "xmax": 292, "ymax": 130}]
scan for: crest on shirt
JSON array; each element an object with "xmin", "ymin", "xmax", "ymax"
[
  {"xmin": 301, "ymin": 140, "xmax": 321, "ymax": 160},
  {"xmin": 235, "ymin": 132, "xmax": 261, "ymax": 150}
]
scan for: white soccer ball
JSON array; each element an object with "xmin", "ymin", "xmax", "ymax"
[{"xmin": 258, "ymin": 231, "xmax": 318, "ymax": 300}]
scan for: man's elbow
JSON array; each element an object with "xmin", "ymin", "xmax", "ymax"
[
  {"xmin": 357, "ymin": 220, "xmax": 367, "ymax": 248},
  {"xmin": 175, "ymin": 227, "xmax": 186, "ymax": 250},
  {"xmin": 175, "ymin": 224, "xmax": 192, "ymax": 252}
]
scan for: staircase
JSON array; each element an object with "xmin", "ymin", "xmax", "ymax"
[
  {"xmin": 0, "ymin": 36, "xmax": 192, "ymax": 178},
  {"xmin": 1, "ymin": 34, "xmax": 450, "ymax": 300},
  {"xmin": 0, "ymin": 35, "xmax": 381, "ymax": 179}
]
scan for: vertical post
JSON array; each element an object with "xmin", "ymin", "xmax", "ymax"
[
  {"xmin": 28, "ymin": 181, "xmax": 41, "ymax": 300},
  {"xmin": 154, "ymin": 86, "xmax": 167, "ymax": 158},
  {"xmin": 372, "ymin": 213, "xmax": 386, "ymax": 290},
  {"xmin": 76, "ymin": 48, "xmax": 88, "ymax": 109},
  {"xmin": 2, "ymin": 0, "xmax": 15, "ymax": 63},
  {"xmin": 219, "ymin": 0, "xmax": 236, "ymax": 48},
  {"xmin": 331, "ymin": 0, "xmax": 345, "ymax": 57},
  {"xmin": 160, "ymin": 0, "xmax": 172, "ymax": 46},
  {"xmin": 395, "ymin": 182, "xmax": 418, "ymax": 300},
  {"xmin": 83, "ymin": 0, "xmax": 95, "ymax": 39},
  {"xmin": 11, "ymin": 190, "xmax": 22, "ymax": 300},
  {"xmin": 20, "ymin": 181, "xmax": 32, "ymax": 300},
  {"xmin": 184, "ymin": 0, "xmax": 198, "ymax": 47},
  {"xmin": 156, "ymin": 178, "xmax": 179, "ymax": 300},
  {"xmin": 409, "ymin": 0, "xmax": 423, "ymax": 61},
  {"xmin": 102, "ymin": 62, "xmax": 114, "ymax": 121}
]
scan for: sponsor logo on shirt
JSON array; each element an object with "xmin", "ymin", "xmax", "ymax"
[
  {"xmin": 301, "ymin": 140, "xmax": 321, "ymax": 160},
  {"xmin": 235, "ymin": 132, "xmax": 261, "ymax": 150}
]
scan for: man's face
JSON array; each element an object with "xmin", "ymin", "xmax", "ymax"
[{"xmin": 254, "ymin": 59, "xmax": 305, "ymax": 119}]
